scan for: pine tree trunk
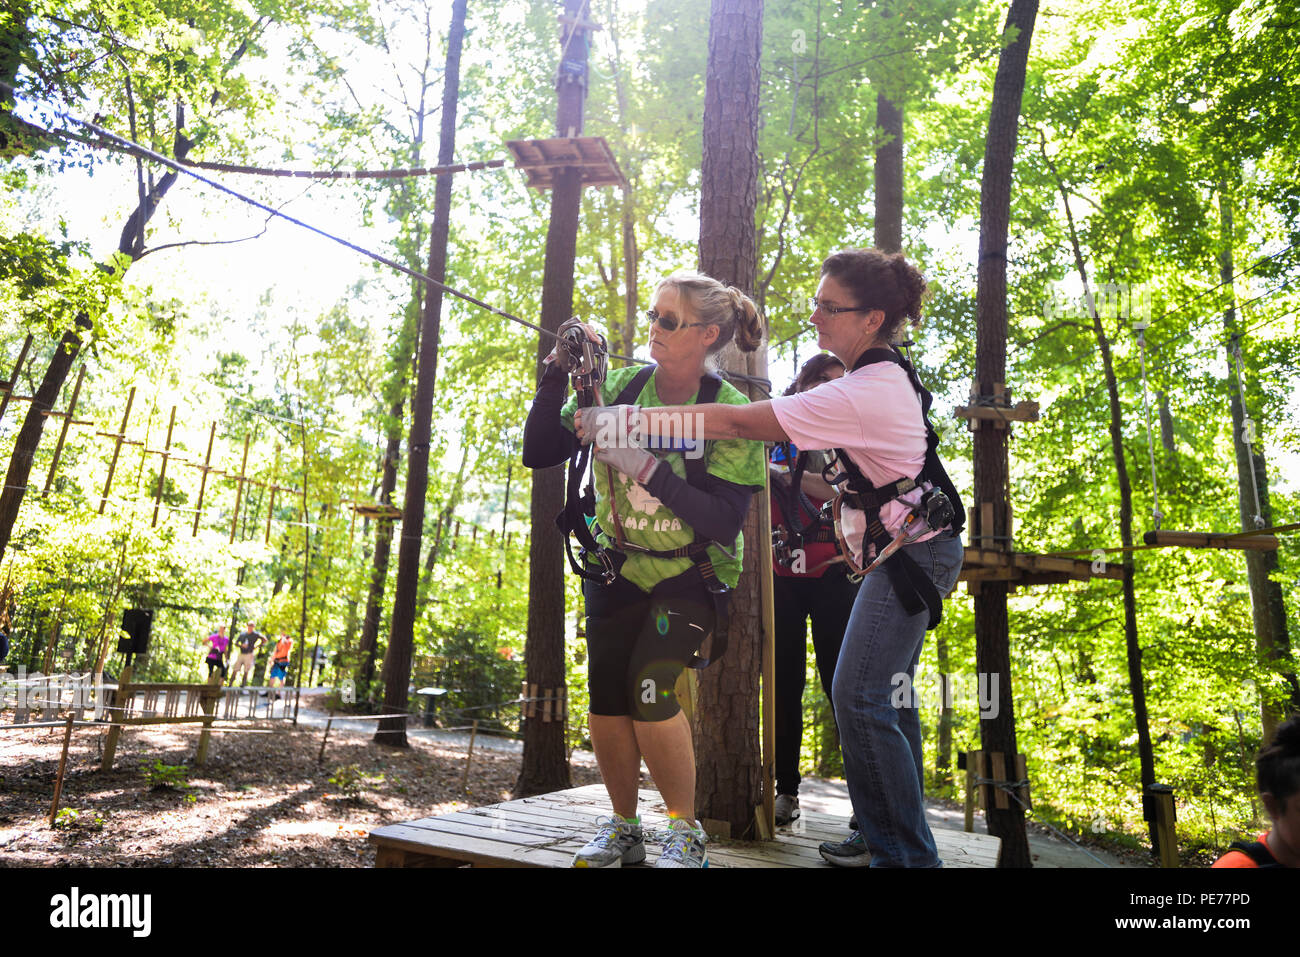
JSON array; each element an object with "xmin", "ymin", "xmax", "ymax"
[
  {"xmin": 873, "ymin": 93, "xmax": 903, "ymax": 253},
  {"xmin": 515, "ymin": 0, "xmax": 594, "ymax": 797},
  {"xmin": 376, "ymin": 0, "xmax": 469, "ymax": 747},
  {"xmin": 694, "ymin": 0, "xmax": 765, "ymax": 837},
  {"xmin": 972, "ymin": 0, "xmax": 1038, "ymax": 868}
]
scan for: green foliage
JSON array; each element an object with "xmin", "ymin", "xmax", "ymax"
[
  {"xmin": 328, "ymin": 762, "xmax": 383, "ymax": 801},
  {"xmin": 143, "ymin": 760, "xmax": 195, "ymax": 802},
  {"xmin": 53, "ymin": 806, "xmax": 105, "ymax": 831}
]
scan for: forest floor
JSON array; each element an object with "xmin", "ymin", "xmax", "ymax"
[
  {"xmin": 0, "ymin": 695, "xmax": 1187, "ymax": 868},
  {"xmin": 0, "ymin": 697, "xmax": 605, "ymax": 868}
]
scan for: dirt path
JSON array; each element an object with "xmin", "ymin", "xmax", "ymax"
[{"xmin": 0, "ymin": 713, "xmax": 602, "ymax": 867}]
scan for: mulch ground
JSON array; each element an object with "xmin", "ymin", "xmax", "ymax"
[{"xmin": 0, "ymin": 710, "xmax": 604, "ymax": 868}]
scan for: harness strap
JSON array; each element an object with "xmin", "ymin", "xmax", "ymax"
[
  {"xmin": 830, "ymin": 345, "xmax": 965, "ymax": 630},
  {"xmin": 1226, "ymin": 839, "xmax": 1280, "ymax": 867}
]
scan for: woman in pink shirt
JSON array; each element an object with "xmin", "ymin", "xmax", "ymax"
[{"xmin": 578, "ymin": 249, "xmax": 965, "ymax": 867}]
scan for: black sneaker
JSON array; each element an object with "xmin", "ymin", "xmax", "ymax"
[
  {"xmin": 774, "ymin": 794, "xmax": 800, "ymax": 826},
  {"xmin": 819, "ymin": 830, "xmax": 869, "ymax": 867}
]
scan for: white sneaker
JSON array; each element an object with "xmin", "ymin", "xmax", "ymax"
[
  {"xmin": 655, "ymin": 818, "xmax": 708, "ymax": 868},
  {"xmin": 572, "ymin": 814, "xmax": 645, "ymax": 868}
]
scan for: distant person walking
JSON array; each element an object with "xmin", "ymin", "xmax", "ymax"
[
  {"xmin": 268, "ymin": 632, "xmax": 293, "ymax": 702},
  {"xmin": 204, "ymin": 625, "xmax": 229, "ymax": 679},
  {"xmin": 230, "ymin": 622, "xmax": 265, "ymax": 687}
]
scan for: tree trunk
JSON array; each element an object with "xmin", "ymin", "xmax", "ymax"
[
  {"xmin": 0, "ymin": 122, "xmax": 197, "ymax": 567},
  {"xmin": 1218, "ymin": 189, "xmax": 1299, "ymax": 740},
  {"xmin": 936, "ymin": 632, "xmax": 952, "ymax": 781},
  {"xmin": 515, "ymin": 0, "xmax": 592, "ymax": 798},
  {"xmin": 873, "ymin": 93, "xmax": 903, "ymax": 253},
  {"xmin": 376, "ymin": 0, "xmax": 469, "ymax": 747},
  {"xmin": 356, "ymin": 427, "xmax": 400, "ymax": 700},
  {"xmin": 694, "ymin": 0, "xmax": 765, "ymax": 837},
  {"xmin": 972, "ymin": 0, "xmax": 1037, "ymax": 868},
  {"xmin": 1042, "ymin": 141, "xmax": 1160, "ymax": 853}
]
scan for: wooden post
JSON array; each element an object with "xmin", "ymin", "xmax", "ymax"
[
  {"xmin": 0, "ymin": 334, "xmax": 33, "ymax": 427},
  {"xmin": 97, "ymin": 386, "xmax": 137, "ymax": 513},
  {"xmin": 318, "ymin": 716, "xmax": 333, "ymax": 763},
  {"xmin": 759, "ymin": 467, "xmax": 777, "ymax": 840},
  {"xmin": 48, "ymin": 712, "xmax": 76, "ymax": 827},
  {"xmin": 194, "ymin": 670, "xmax": 222, "ymax": 766},
  {"xmin": 101, "ymin": 664, "xmax": 132, "ymax": 771},
  {"xmin": 229, "ymin": 433, "xmax": 252, "ymax": 543},
  {"xmin": 191, "ymin": 422, "xmax": 218, "ymax": 536},
  {"xmin": 42, "ymin": 365, "xmax": 90, "ymax": 495},
  {"xmin": 151, "ymin": 406, "xmax": 177, "ymax": 527},
  {"xmin": 964, "ymin": 750, "xmax": 978, "ymax": 832},
  {"xmin": 460, "ymin": 718, "xmax": 479, "ymax": 791},
  {"xmin": 1146, "ymin": 784, "xmax": 1179, "ymax": 868}
]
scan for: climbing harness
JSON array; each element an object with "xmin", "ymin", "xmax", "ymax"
[
  {"xmin": 553, "ymin": 344, "xmax": 734, "ymax": 667},
  {"xmin": 823, "ymin": 345, "xmax": 965, "ymax": 630},
  {"xmin": 770, "ymin": 445, "xmax": 839, "ymax": 572}
]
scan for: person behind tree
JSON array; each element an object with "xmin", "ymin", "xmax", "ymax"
[
  {"xmin": 769, "ymin": 353, "xmax": 858, "ymax": 826},
  {"xmin": 524, "ymin": 271, "xmax": 766, "ymax": 868},
  {"xmin": 579, "ymin": 249, "xmax": 965, "ymax": 867},
  {"xmin": 1213, "ymin": 715, "xmax": 1300, "ymax": 868},
  {"xmin": 230, "ymin": 621, "xmax": 265, "ymax": 687},
  {"xmin": 203, "ymin": 624, "xmax": 229, "ymax": 679}
]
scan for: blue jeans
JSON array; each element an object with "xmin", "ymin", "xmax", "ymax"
[{"xmin": 831, "ymin": 531, "xmax": 964, "ymax": 867}]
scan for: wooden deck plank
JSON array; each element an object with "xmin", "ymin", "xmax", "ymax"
[{"xmin": 369, "ymin": 784, "xmax": 1002, "ymax": 868}]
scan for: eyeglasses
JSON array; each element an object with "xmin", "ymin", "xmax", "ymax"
[
  {"xmin": 809, "ymin": 296, "xmax": 867, "ymax": 316},
  {"xmin": 646, "ymin": 308, "xmax": 708, "ymax": 333}
]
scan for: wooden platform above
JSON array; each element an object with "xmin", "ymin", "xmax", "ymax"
[
  {"xmin": 960, "ymin": 546, "xmax": 1124, "ymax": 588},
  {"xmin": 505, "ymin": 137, "xmax": 627, "ymax": 190},
  {"xmin": 369, "ymin": 784, "xmax": 1001, "ymax": 868}
]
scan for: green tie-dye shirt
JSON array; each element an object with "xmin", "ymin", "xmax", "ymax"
[{"xmin": 560, "ymin": 365, "xmax": 766, "ymax": 592}]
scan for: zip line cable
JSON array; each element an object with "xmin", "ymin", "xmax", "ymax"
[
  {"xmin": 33, "ymin": 103, "xmax": 641, "ymax": 359},
  {"xmin": 1011, "ymin": 240, "xmax": 1300, "ymax": 368},
  {"xmin": 28, "ymin": 104, "xmax": 781, "ymax": 394}
]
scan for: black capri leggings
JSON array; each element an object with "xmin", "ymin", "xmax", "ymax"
[{"xmin": 582, "ymin": 570, "xmax": 717, "ymax": 722}]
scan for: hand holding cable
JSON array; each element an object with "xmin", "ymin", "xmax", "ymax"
[{"xmin": 574, "ymin": 404, "xmax": 644, "ymax": 446}]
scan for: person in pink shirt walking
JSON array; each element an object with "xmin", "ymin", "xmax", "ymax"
[{"xmin": 203, "ymin": 624, "xmax": 229, "ymax": 680}]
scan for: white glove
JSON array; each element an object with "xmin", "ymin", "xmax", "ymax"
[
  {"xmin": 595, "ymin": 443, "xmax": 660, "ymax": 485},
  {"xmin": 575, "ymin": 404, "xmax": 643, "ymax": 447}
]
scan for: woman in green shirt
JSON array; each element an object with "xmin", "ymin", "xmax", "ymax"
[{"xmin": 523, "ymin": 271, "xmax": 766, "ymax": 868}]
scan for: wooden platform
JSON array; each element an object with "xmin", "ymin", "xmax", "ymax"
[
  {"xmin": 959, "ymin": 546, "xmax": 1124, "ymax": 588},
  {"xmin": 369, "ymin": 784, "xmax": 1001, "ymax": 868},
  {"xmin": 505, "ymin": 137, "xmax": 627, "ymax": 190}
]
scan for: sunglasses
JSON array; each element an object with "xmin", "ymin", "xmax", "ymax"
[
  {"xmin": 809, "ymin": 296, "xmax": 867, "ymax": 316},
  {"xmin": 646, "ymin": 308, "xmax": 708, "ymax": 333}
]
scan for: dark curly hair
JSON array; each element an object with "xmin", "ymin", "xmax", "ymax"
[
  {"xmin": 1259, "ymin": 715, "xmax": 1300, "ymax": 810},
  {"xmin": 820, "ymin": 248, "xmax": 928, "ymax": 344},
  {"xmin": 784, "ymin": 353, "xmax": 845, "ymax": 396}
]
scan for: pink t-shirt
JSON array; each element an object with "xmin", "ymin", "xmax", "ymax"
[{"xmin": 769, "ymin": 361, "xmax": 944, "ymax": 565}]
